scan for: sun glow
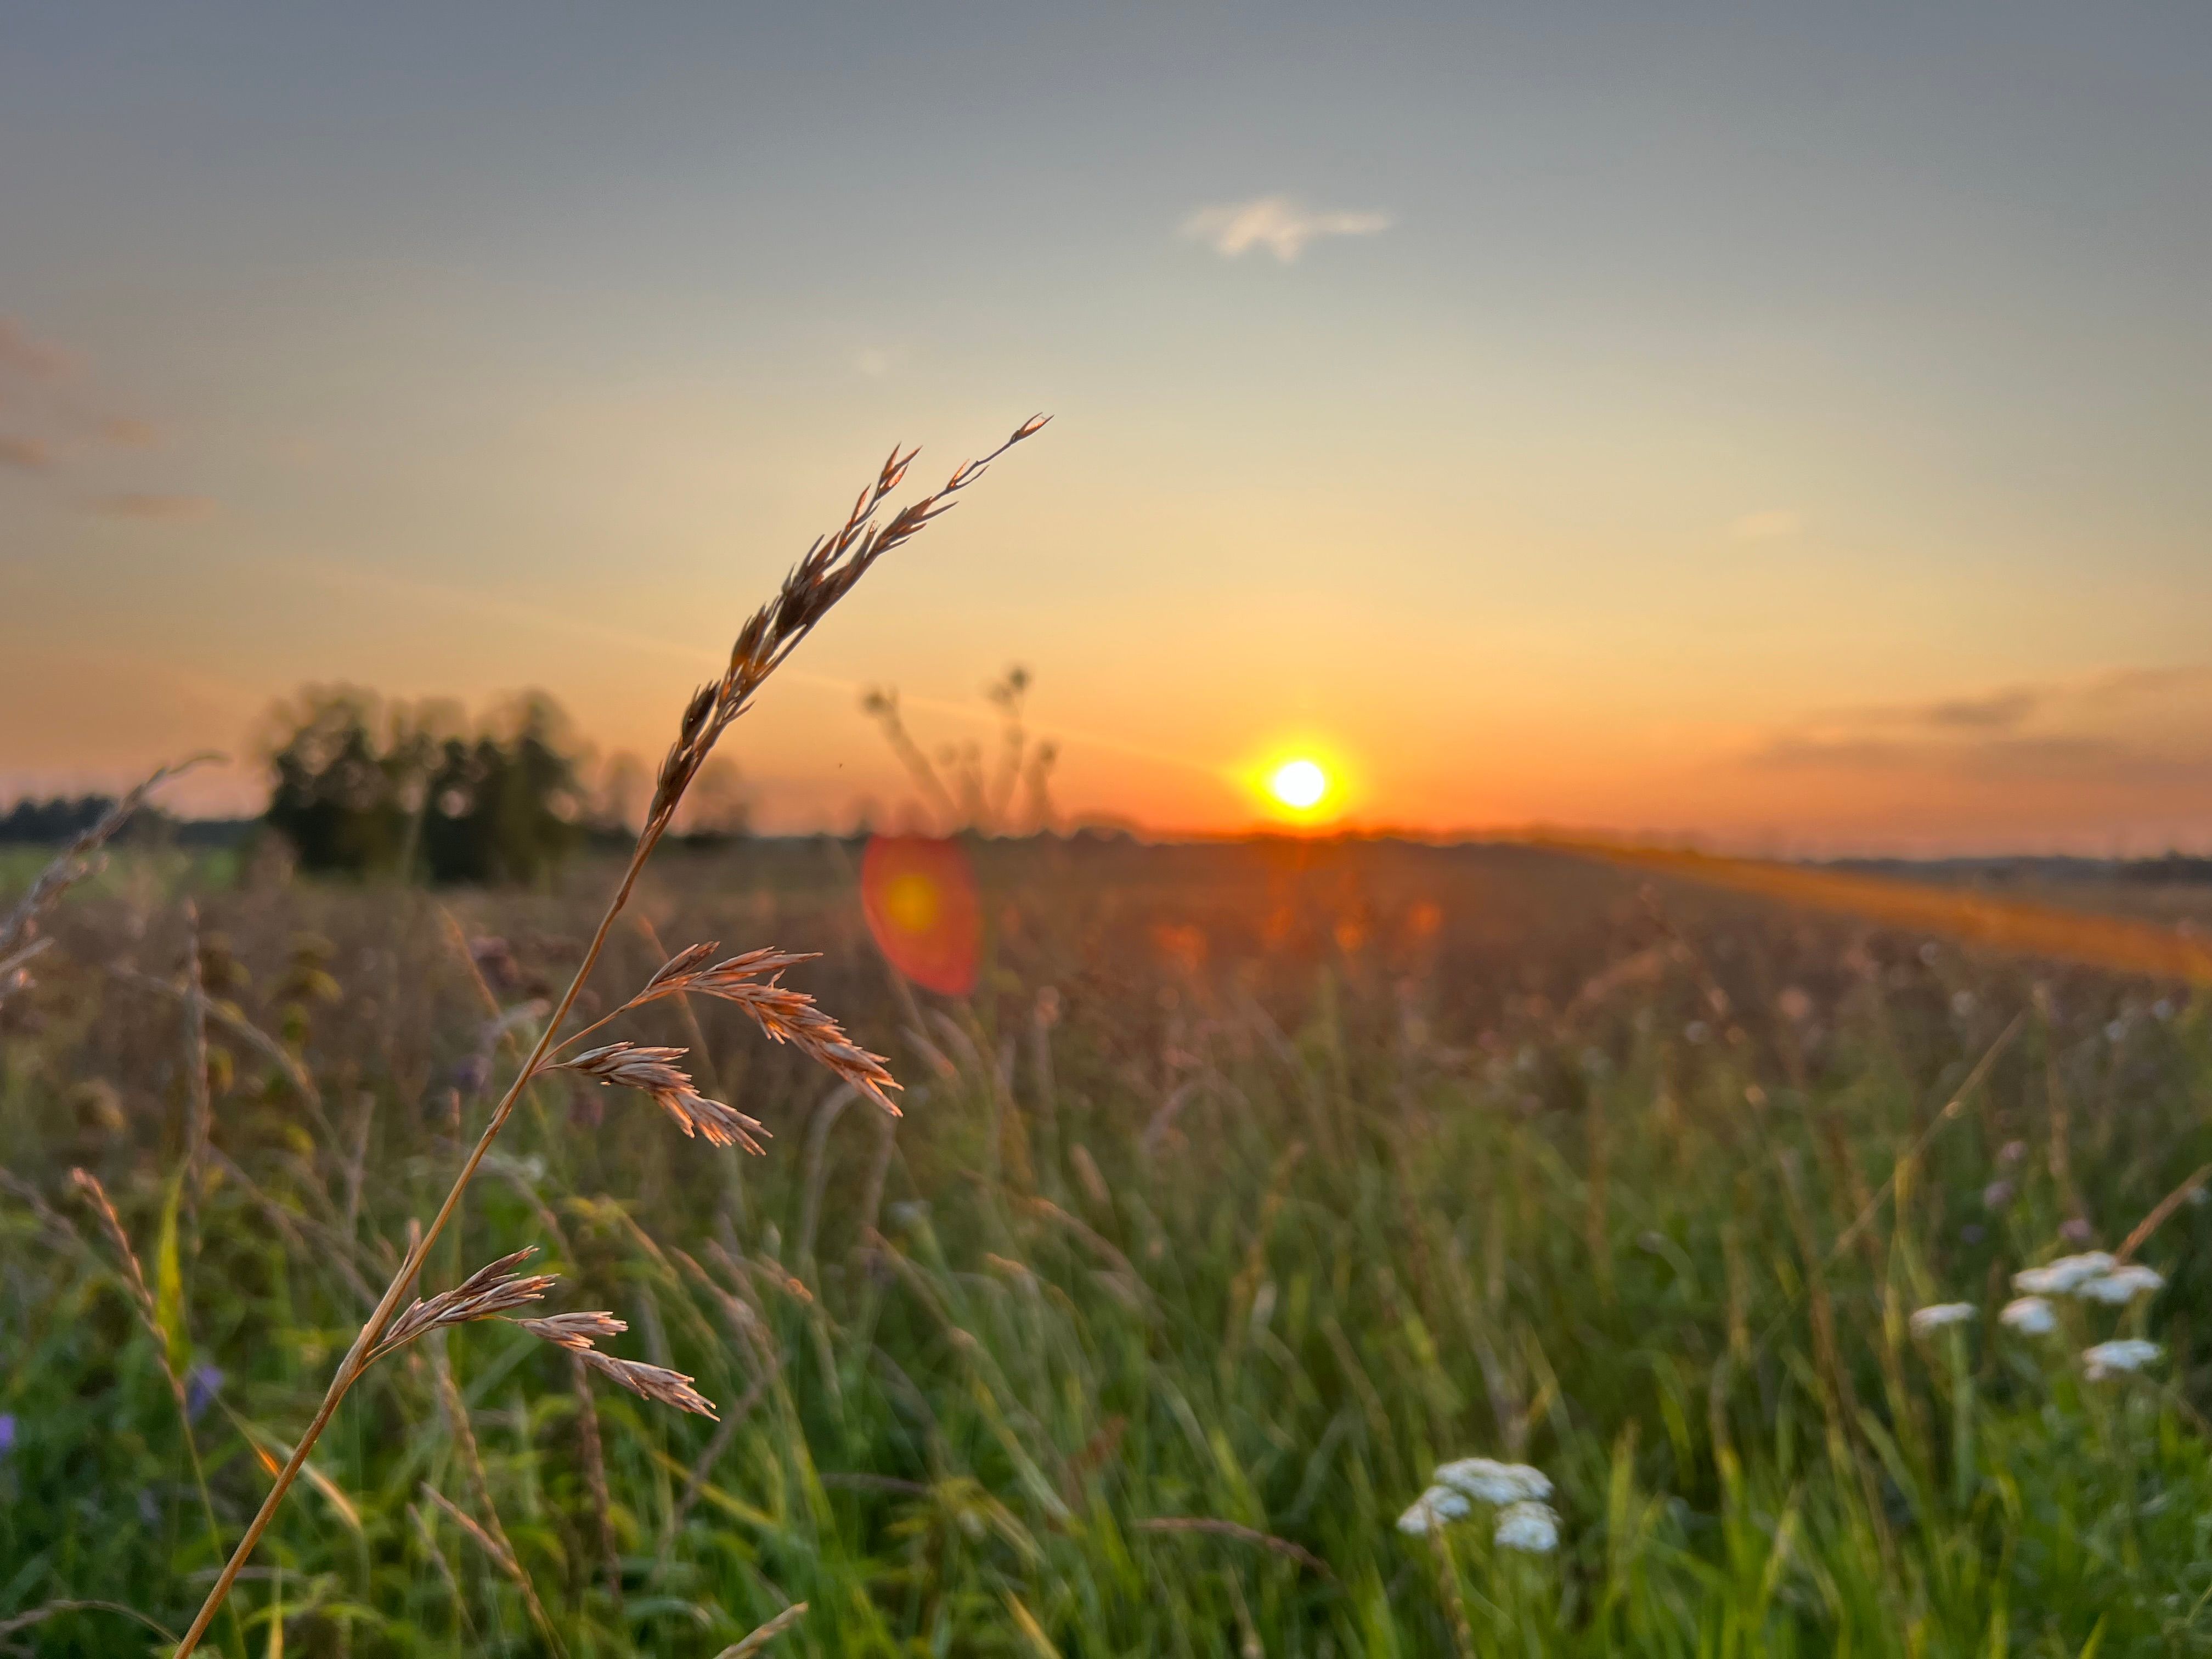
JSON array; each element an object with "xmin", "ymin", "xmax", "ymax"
[{"xmin": 1268, "ymin": 757, "xmax": 1330, "ymax": 812}]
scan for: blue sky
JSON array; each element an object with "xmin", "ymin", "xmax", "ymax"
[{"xmin": 4, "ymin": 3, "xmax": 2210, "ymax": 848}]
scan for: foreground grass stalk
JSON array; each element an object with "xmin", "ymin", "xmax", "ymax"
[{"xmin": 169, "ymin": 417, "xmax": 1045, "ymax": 1657}]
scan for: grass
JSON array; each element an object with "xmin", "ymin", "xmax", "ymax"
[{"xmin": 4, "ymin": 832, "xmax": 2211, "ymax": 1656}]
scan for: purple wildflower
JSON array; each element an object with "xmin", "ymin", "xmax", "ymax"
[{"xmin": 185, "ymin": 1364, "xmax": 224, "ymax": 1423}]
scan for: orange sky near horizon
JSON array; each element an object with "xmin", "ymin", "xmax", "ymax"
[{"xmin": 5, "ymin": 7, "xmax": 2211, "ymax": 855}]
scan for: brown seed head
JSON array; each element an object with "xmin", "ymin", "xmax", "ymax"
[
  {"xmin": 556, "ymin": 1042, "xmax": 769, "ymax": 1153},
  {"xmin": 575, "ymin": 1347, "xmax": 718, "ymax": 1419},
  {"xmin": 514, "ymin": 1310, "xmax": 628, "ymax": 1352},
  {"xmin": 372, "ymin": 1247, "xmax": 557, "ymax": 1360}
]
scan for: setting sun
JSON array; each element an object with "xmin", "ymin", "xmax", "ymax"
[{"xmin": 1268, "ymin": 757, "xmax": 1330, "ymax": 811}]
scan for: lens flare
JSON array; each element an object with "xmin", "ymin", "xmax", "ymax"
[
  {"xmin": 1268, "ymin": 758, "xmax": 1329, "ymax": 811},
  {"xmin": 860, "ymin": 835, "xmax": 981, "ymax": 996}
]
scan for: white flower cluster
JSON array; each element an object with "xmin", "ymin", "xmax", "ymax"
[
  {"xmin": 1397, "ymin": 1457, "xmax": 1560, "ymax": 1553},
  {"xmin": 2012, "ymin": 1252, "xmax": 2162, "ymax": 1304},
  {"xmin": 1900, "ymin": 1247, "xmax": 2170, "ymax": 1382},
  {"xmin": 1909, "ymin": 1302, "xmax": 1976, "ymax": 1335},
  {"xmin": 2083, "ymin": 1338, "xmax": 2162, "ymax": 1380},
  {"xmin": 1999, "ymin": 1296, "xmax": 2057, "ymax": 1335}
]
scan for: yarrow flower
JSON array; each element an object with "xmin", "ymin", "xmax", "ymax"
[
  {"xmin": 1396, "ymin": 1485, "xmax": 1472, "ymax": 1535},
  {"xmin": 2075, "ymin": 1263, "xmax": 2163, "ymax": 1305},
  {"xmin": 1493, "ymin": 1500, "xmax": 1560, "ymax": 1553},
  {"xmin": 2083, "ymin": 1339, "xmax": 2161, "ymax": 1380},
  {"xmin": 1999, "ymin": 1296, "xmax": 2057, "ymax": 1335},
  {"xmin": 2013, "ymin": 1252, "xmax": 2114, "ymax": 1296},
  {"xmin": 1435, "ymin": 1457, "xmax": 1552, "ymax": 1506},
  {"xmin": 1909, "ymin": 1302, "xmax": 1976, "ymax": 1335}
]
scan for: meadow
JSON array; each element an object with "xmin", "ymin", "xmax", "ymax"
[{"xmin": 5, "ymin": 832, "xmax": 2212, "ymax": 1657}]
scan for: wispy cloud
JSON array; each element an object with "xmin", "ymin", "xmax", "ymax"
[
  {"xmin": 0, "ymin": 435, "xmax": 53, "ymax": 474},
  {"xmin": 0, "ymin": 316, "xmax": 203, "ymax": 514},
  {"xmin": 0, "ymin": 318, "xmax": 71, "ymax": 387},
  {"xmin": 1728, "ymin": 509, "xmax": 1802, "ymax": 542},
  {"xmin": 1181, "ymin": 195, "xmax": 1392, "ymax": 262},
  {"xmin": 91, "ymin": 491, "xmax": 217, "ymax": 522},
  {"xmin": 1745, "ymin": 667, "xmax": 2212, "ymax": 793}
]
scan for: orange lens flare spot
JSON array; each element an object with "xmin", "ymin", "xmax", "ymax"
[
  {"xmin": 861, "ymin": 836, "xmax": 981, "ymax": 997},
  {"xmin": 882, "ymin": 872, "xmax": 941, "ymax": 934}
]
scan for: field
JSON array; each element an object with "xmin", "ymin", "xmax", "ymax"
[{"xmin": 4, "ymin": 835, "xmax": 2212, "ymax": 1656}]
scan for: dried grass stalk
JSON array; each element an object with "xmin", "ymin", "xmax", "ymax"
[
  {"xmin": 573, "ymin": 1347, "xmax": 719, "ymax": 1419},
  {"xmin": 68, "ymin": 1168, "xmax": 168, "ymax": 1352},
  {"xmin": 0, "ymin": 755, "xmax": 213, "ymax": 1003},
  {"xmin": 514, "ymin": 1309, "xmax": 627, "ymax": 1351},
  {"xmin": 172, "ymin": 417, "xmax": 1044, "ymax": 1656},
  {"xmin": 556, "ymin": 1043, "xmax": 769, "ymax": 1152},
  {"xmin": 601, "ymin": 942, "xmax": 900, "ymax": 1114},
  {"xmin": 369, "ymin": 1248, "xmax": 557, "ymax": 1361},
  {"xmin": 418, "ymin": 1483, "xmax": 565, "ymax": 1657},
  {"xmin": 714, "ymin": 1602, "xmax": 809, "ymax": 1658},
  {"xmin": 569, "ymin": 1352, "xmax": 624, "ymax": 1599}
]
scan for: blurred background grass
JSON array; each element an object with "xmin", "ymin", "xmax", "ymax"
[{"xmin": 5, "ymin": 836, "xmax": 2212, "ymax": 1655}]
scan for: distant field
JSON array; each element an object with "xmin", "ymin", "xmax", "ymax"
[{"xmin": 5, "ymin": 837, "xmax": 2211, "ymax": 1656}]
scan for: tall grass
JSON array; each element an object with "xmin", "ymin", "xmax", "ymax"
[{"xmin": 4, "ymin": 831, "xmax": 2210, "ymax": 1654}]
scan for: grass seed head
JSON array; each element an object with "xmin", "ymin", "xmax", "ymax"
[
  {"xmin": 371, "ymin": 1248, "xmax": 557, "ymax": 1359},
  {"xmin": 557, "ymin": 1042, "xmax": 769, "ymax": 1153}
]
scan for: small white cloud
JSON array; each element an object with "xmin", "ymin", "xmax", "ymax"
[
  {"xmin": 851, "ymin": 346, "xmax": 901, "ymax": 379},
  {"xmin": 1729, "ymin": 510, "xmax": 1803, "ymax": 542},
  {"xmin": 1181, "ymin": 195, "xmax": 1391, "ymax": 262}
]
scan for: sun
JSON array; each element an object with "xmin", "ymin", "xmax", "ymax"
[{"xmin": 1268, "ymin": 757, "xmax": 1330, "ymax": 812}]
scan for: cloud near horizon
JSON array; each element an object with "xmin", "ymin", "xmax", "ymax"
[
  {"xmin": 1746, "ymin": 667, "xmax": 2212, "ymax": 794},
  {"xmin": 1181, "ymin": 195, "xmax": 1392, "ymax": 262}
]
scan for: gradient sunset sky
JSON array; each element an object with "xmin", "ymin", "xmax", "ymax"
[{"xmin": 4, "ymin": 4, "xmax": 2210, "ymax": 851}]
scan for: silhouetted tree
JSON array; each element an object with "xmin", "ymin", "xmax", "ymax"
[{"xmin": 262, "ymin": 687, "xmax": 585, "ymax": 884}]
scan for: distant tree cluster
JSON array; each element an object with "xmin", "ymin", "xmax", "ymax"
[
  {"xmin": 262, "ymin": 687, "xmax": 591, "ymax": 884},
  {"xmin": 0, "ymin": 795, "xmax": 151, "ymax": 844}
]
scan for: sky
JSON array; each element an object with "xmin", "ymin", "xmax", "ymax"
[{"xmin": 3, "ymin": 2, "xmax": 2210, "ymax": 853}]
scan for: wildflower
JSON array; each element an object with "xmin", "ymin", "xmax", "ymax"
[
  {"xmin": 1435, "ymin": 1457, "xmax": 1552, "ymax": 1505},
  {"xmin": 2083, "ymin": 1339, "xmax": 2161, "ymax": 1379},
  {"xmin": 1910, "ymin": 1302, "xmax": 1976, "ymax": 1336},
  {"xmin": 184, "ymin": 1363, "xmax": 224, "ymax": 1423},
  {"xmin": 1997, "ymin": 1139, "xmax": 2027, "ymax": 1165},
  {"xmin": 0, "ymin": 1413, "xmax": 15, "ymax": 1457},
  {"xmin": 1396, "ymin": 1485, "xmax": 1472, "ymax": 1536},
  {"xmin": 1982, "ymin": 1179, "xmax": 2015, "ymax": 1211},
  {"xmin": 2076, "ymin": 1263, "xmax": 2163, "ymax": 1305},
  {"xmin": 1999, "ymin": 1296, "xmax": 2057, "ymax": 1335},
  {"xmin": 2061, "ymin": 1217, "xmax": 2095, "ymax": 1244},
  {"xmin": 2013, "ymin": 1252, "xmax": 2114, "ymax": 1295},
  {"xmin": 1493, "ymin": 1500, "xmax": 1560, "ymax": 1553}
]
